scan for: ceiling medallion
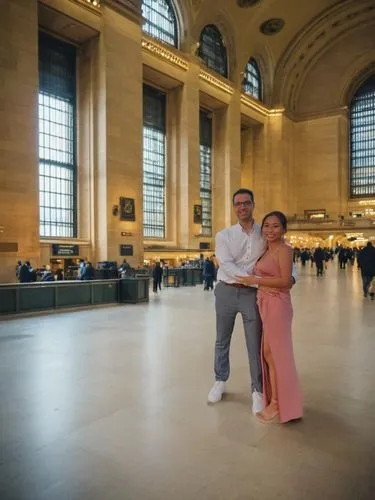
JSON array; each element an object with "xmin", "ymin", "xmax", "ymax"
[
  {"xmin": 237, "ymin": 0, "xmax": 262, "ymax": 7},
  {"xmin": 260, "ymin": 18, "xmax": 285, "ymax": 35}
]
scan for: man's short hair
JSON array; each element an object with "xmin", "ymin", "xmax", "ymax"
[{"xmin": 232, "ymin": 188, "xmax": 254, "ymax": 204}]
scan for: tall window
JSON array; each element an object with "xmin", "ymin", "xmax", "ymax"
[
  {"xmin": 198, "ymin": 25, "xmax": 228, "ymax": 78},
  {"xmin": 200, "ymin": 111, "xmax": 213, "ymax": 236},
  {"xmin": 142, "ymin": 0, "xmax": 178, "ymax": 47},
  {"xmin": 143, "ymin": 85, "xmax": 166, "ymax": 238},
  {"xmin": 38, "ymin": 32, "xmax": 77, "ymax": 238},
  {"xmin": 350, "ymin": 75, "xmax": 375, "ymax": 197},
  {"xmin": 243, "ymin": 58, "xmax": 262, "ymax": 101}
]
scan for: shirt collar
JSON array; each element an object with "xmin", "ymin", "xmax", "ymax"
[{"xmin": 237, "ymin": 222, "xmax": 261, "ymax": 235}]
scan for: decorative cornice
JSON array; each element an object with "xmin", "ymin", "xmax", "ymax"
[
  {"xmin": 68, "ymin": 0, "xmax": 101, "ymax": 14},
  {"xmin": 142, "ymin": 37, "xmax": 189, "ymax": 71},
  {"xmin": 199, "ymin": 69, "xmax": 234, "ymax": 95},
  {"xmin": 240, "ymin": 93, "xmax": 269, "ymax": 116},
  {"xmin": 84, "ymin": 0, "xmax": 100, "ymax": 6},
  {"xmin": 103, "ymin": 0, "xmax": 142, "ymax": 23},
  {"xmin": 293, "ymin": 106, "xmax": 348, "ymax": 122}
]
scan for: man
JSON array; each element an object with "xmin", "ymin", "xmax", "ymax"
[
  {"xmin": 358, "ymin": 242, "xmax": 375, "ymax": 298},
  {"xmin": 119, "ymin": 259, "xmax": 131, "ymax": 278},
  {"xmin": 19, "ymin": 261, "xmax": 31, "ymax": 283},
  {"xmin": 26, "ymin": 261, "xmax": 37, "ymax": 282},
  {"xmin": 80, "ymin": 261, "xmax": 96, "ymax": 280},
  {"xmin": 338, "ymin": 247, "xmax": 348, "ymax": 269},
  {"xmin": 313, "ymin": 246, "xmax": 325, "ymax": 277},
  {"xmin": 203, "ymin": 257, "xmax": 215, "ymax": 291},
  {"xmin": 207, "ymin": 188, "xmax": 294, "ymax": 415},
  {"xmin": 152, "ymin": 262, "xmax": 163, "ymax": 293}
]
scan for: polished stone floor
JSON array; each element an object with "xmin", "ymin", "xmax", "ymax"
[{"xmin": 1, "ymin": 262, "xmax": 375, "ymax": 500}]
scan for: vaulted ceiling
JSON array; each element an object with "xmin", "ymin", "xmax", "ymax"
[{"xmin": 183, "ymin": 0, "xmax": 375, "ymax": 114}]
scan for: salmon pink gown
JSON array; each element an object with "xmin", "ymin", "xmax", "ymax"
[{"xmin": 254, "ymin": 253, "xmax": 303, "ymax": 423}]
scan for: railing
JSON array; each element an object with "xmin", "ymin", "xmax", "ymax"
[
  {"xmin": 0, "ymin": 278, "xmax": 150, "ymax": 316},
  {"xmin": 287, "ymin": 216, "xmax": 375, "ymax": 229}
]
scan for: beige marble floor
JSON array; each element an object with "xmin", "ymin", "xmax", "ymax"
[{"xmin": 1, "ymin": 262, "xmax": 375, "ymax": 500}]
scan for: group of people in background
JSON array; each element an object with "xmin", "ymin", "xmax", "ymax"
[
  {"xmin": 293, "ymin": 243, "xmax": 375, "ymax": 299},
  {"xmin": 15, "ymin": 240, "xmax": 375, "ymax": 300},
  {"xmin": 294, "ymin": 246, "xmax": 363, "ymax": 276},
  {"xmin": 16, "ymin": 261, "xmax": 60, "ymax": 283},
  {"xmin": 149, "ymin": 255, "xmax": 219, "ymax": 293},
  {"xmin": 15, "ymin": 259, "xmax": 96, "ymax": 283}
]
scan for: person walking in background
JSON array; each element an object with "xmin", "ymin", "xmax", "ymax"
[
  {"xmin": 310, "ymin": 250, "xmax": 314, "ymax": 269},
  {"xmin": 313, "ymin": 246, "xmax": 325, "ymax": 277},
  {"xmin": 203, "ymin": 257, "xmax": 215, "ymax": 291},
  {"xmin": 236, "ymin": 211, "xmax": 302, "ymax": 424},
  {"xmin": 152, "ymin": 262, "xmax": 163, "ymax": 293},
  {"xmin": 300, "ymin": 249, "xmax": 309, "ymax": 267},
  {"xmin": 338, "ymin": 248, "xmax": 348, "ymax": 269},
  {"xmin": 358, "ymin": 242, "xmax": 375, "ymax": 298}
]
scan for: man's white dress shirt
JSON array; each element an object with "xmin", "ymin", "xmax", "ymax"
[{"xmin": 216, "ymin": 223, "xmax": 266, "ymax": 284}]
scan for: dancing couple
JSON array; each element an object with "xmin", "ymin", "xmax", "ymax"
[{"xmin": 207, "ymin": 188, "xmax": 302, "ymax": 424}]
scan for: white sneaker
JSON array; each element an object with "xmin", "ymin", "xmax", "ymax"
[
  {"xmin": 252, "ymin": 391, "xmax": 264, "ymax": 415},
  {"xmin": 207, "ymin": 381, "xmax": 226, "ymax": 404}
]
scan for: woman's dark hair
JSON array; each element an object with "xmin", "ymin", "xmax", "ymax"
[{"xmin": 261, "ymin": 211, "xmax": 287, "ymax": 231}]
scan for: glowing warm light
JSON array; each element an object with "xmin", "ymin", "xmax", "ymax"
[{"xmin": 358, "ymin": 200, "xmax": 375, "ymax": 206}]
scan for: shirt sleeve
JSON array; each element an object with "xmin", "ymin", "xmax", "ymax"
[{"xmin": 215, "ymin": 232, "xmax": 249, "ymax": 280}]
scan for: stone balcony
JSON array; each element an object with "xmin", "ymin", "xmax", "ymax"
[{"xmin": 287, "ymin": 215, "xmax": 375, "ymax": 232}]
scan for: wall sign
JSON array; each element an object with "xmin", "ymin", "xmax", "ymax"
[
  {"xmin": 52, "ymin": 244, "xmax": 80, "ymax": 257},
  {"xmin": 120, "ymin": 244, "xmax": 134, "ymax": 257},
  {"xmin": 194, "ymin": 204, "xmax": 203, "ymax": 224},
  {"xmin": 121, "ymin": 232, "xmax": 133, "ymax": 237},
  {"xmin": 199, "ymin": 242, "xmax": 210, "ymax": 250},
  {"xmin": 120, "ymin": 197, "xmax": 136, "ymax": 221}
]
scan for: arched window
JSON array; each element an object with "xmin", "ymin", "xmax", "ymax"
[
  {"xmin": 198, "ymin": 25, "xmax": 228, "ymax": 78},
  {"xmin": 142, "ymin": 0, "xmax": 178, "ymax": 47},
  {"xmin": 350, "ymin": 75, "xmax": 375, "ymax": 197},
  {"xmin": 243, "ymin": 58, "xmax": 262, "ymax": 101}
]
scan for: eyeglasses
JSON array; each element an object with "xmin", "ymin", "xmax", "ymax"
[{"xmin": 233, "ymin": 201, "xmax": 252, "ymax": 208}]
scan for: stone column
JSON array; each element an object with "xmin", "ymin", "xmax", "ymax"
[
  {"xmin": 94, "ymin": 5, "xmax": 143, "ymax": 266},
  {"xmin": 213, "ymin": 92, "xmax": 242, "ymax": 233},
  {"xmin": 241, "ymin": 128, "xmax": 255, "ymax": 189},
  {"xmin": 176, "ymin": 63, "xmax": 200, "ymax": 248},
  {"xmin": 254, "ymin": 113, "xmax": 296, "ymax": 220},
  {"xmin": 0, "ymin": 0, "xmax": 39, "ymax": 282}
]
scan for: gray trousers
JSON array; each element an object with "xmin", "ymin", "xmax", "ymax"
[{"xmin": 214, "ymin": 281, "xmax": 262, "ymax": 393}]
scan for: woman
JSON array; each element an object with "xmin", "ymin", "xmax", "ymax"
[{"xmin": 237, "ymin": 211, "xmax": 302, "ymax": 424}]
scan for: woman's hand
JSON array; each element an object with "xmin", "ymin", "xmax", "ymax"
[{"xmin": 235, "ymin": 274, "xmax": 258, "ymax": 286}]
